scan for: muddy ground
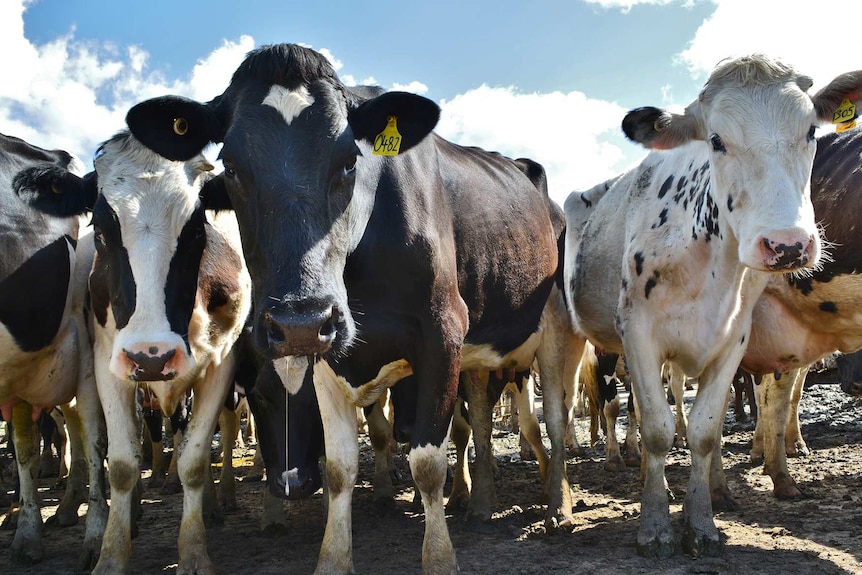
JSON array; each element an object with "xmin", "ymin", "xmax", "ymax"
[{"xmin": 2, "ymin": 382, "xmax": 861, "ymax": 575}]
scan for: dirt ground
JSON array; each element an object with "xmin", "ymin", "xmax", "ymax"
[{"xmin": 2, "ymin": 381, "xmax": 861, "ymax": 575}]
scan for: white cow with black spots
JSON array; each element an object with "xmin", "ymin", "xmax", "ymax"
[{"xmin": 564, "ymin": 54, "xmax": 862, "ymax": 558}]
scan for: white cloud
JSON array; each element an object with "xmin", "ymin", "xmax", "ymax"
[
  {"xmin": 678, "ymin": 0, "xmax": 861, "ymax": 93},
  {"xmin": 319, "ymin": 48, "xmax": 343, "ymax": 72},
  {"xmin": 392, "ymin": 81, "xmax": 429, "ymax": 95},
  {"xmin": 437, "ymin": 85, "xmax": 634, "ymax": 207},
  {"xmin": 0, "ymin": 0, "xmax": 252, "ymax": 168},
  {"xmin": 584, "ymin": 0, "xmax": 694, "ymax": 12}
]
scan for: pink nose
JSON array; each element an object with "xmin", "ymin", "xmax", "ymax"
[
  {"xmin": 757, "ymin": 233, "xmax": 817, "ymax": 271},
  {"xmin": 118, "ymin": 343, "xmax": 188, "ymax": 381}
]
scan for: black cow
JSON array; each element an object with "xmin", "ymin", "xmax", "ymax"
[
  {"xmin": 1, "ymin": 133, "xmax": 107, "ymax": 565},
  {"xmin": 122, "ymin": 44, "xmax": 580, "ymax": 575},
  {"xmin": 835, "ymin": 350, "xmax": 862, "ymax": 396}
]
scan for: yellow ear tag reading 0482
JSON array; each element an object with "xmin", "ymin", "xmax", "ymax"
[{"xmin": 373, "ymin": 115, "xmax": 402, "ymax": 156}]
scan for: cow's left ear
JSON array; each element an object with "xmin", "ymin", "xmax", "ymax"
[
  {"xmin": 13, "ymin": 166, "xmax": 98, "ymax": 217},
  {"xmin": 348, "ymin": 91, "xmax": 440, "ymax": 154},
  {"xmin": 812, "ymin": 70, "xmax": 862, "ymax": 125},
  {"xmin": 200, "ymin": 173, "xmax": 233, "ymax": 212},
  {"xmin": 126, "ymin": 96, "xmax": 223, "ymax": 161}
]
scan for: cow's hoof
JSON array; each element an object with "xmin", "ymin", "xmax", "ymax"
[
  {"xmin": 371, "ymin": 497, "xmax": 396, "ymax": 517},
  {"xmin": 47, "ymin": 504, "xmax": 80, "ymax": 528},
  {"xmin": 636, "ymin": 535, "xmax": 675, "ymax": 558},
  {"xmin": 711, "ymin": 490, "xmax": 739, "ymax": 512},
  {"xmin": 749, "ymin": 452, "xmax": 764, "ymax": 465},
  {"xmin": 681, "ymin": 524, "xmax": 723, "ymax": 557},
  {"xmin": 92, "ymin": 557, "xmax": 130, "ymax": 575},
  {"xmin": 787, "ymin": 444, "xmax": 809, "ymax": 458},
  {"xmin": 774, "ymin": 483, "xmax": 806, "ymax": 500},
  {"xmin": 78, "ymin": 538, "xmax": 102, "ymax": 571},
  {"xmin": 10, "ymin": 536, "xmax": 43, "ymax": 564},
  {"xmin": 544, "ymin": 513, "xmax": 575, "ymax": 534},
  {"xmin": 261, "ymin": 522, "xmax": 289, "ymax": 538},
  {"xmin": 624, "ymin": 455, "xmax": 641, "ymax": 468},
  {"xmin": 177, "ymin": 556, "xmax": 217, "ymax": 575},
  {"xmin": 519, "ymin": 447, "xmax": 536, "ymax": 462},
  {"xmin": 445, "ymin": 493, "xmax": 469, "ymax": 513},
  {"xmin": 603, "ymin": 455, "xmax": 627, "ymax": 472},
  {"xmin": 566, "ymin": 444, "xmax": 586, "ymax": 458}
]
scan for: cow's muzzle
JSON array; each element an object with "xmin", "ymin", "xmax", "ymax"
[
  {"xmin": 757, "ymin": 233, "xmax": 818, "ymax": 271},
  {"xmin": 261, "ymin": 304, "xmax": 342, "ymax": 357},
  {"xmin": 266, "ymin": 465, "xmax": 322, "ymax": 500}
]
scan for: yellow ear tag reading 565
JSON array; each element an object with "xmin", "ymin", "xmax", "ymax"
[
  {"xmin": 373, "ymin": 115, "xmax": 402, "ymax": 156},
  {"xmin": 833, "ymin": 98, "xmax": 857, "ymax": 132}
]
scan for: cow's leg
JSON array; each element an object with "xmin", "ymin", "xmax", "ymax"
[
  {"xmin": 163, "ymin": 424, "xmax": 183, "ymax": 494},
  {"xmin": 366, "ymin": 397, "xmax": 397, "ymax": 512},
  {"xmin": 260, "ymin": 488, "xmax": 288, "ymax": 536},
  {"xmin": 175, "ymin": 361, "xmax": 235, "ymax": 575},
  {"xmin": 91, "ymin": 375, "xmax": 139, "ymax": 575},
  {"xmin": 52, "ymin": 402, "xmax": 87, "ymax": 527},
  {"xmin": 535, "ymin": 288, "xmax": 584, "ymax": 531},
  {"xmin": 785, "ymin": 368, "xmax": 808, "ymax": 457},
  {"xmin": 681, "ymin": 358, "xmax": 738, "ymax": 558},
  {"xmin": 758, "ymin": 370, "xmax": 804, "ymax": 499},
  {"xmin": 463, "ymin": 370, "xmax": 496, "ymax": 523},
  {"xmin": 217, "ymin": 406, "xmax": 238, "ymax": 511},
  {"xmin": 625, "ymin": 349, "xmax": 675, "ymax": 558},
  {"xmin": 312, "ymin": 360, "xmax": 361, "ymax": 575},
  {"xmin": 623, "ymin": 392, "xmax": 641, "ymax": 467},
  {"xmin": 516, "ymin": 376, "xmax": 548, "ymax": 479},
  {"xmin": 603, "ymin": 396, "xmax": 625, "ymax": 471},
  {"xmin": 10, "ymin": 403, "xmax": 43, "ymax": 563},
  {"xmin": 73, "ymin": 359, "xmax": 109, "ymax": 571},
  {"xmin": 668, "ymin": 368, "xmax": 687, "ymax": 448},
  {"xmin": 446, "ymin": 398, "xmax": 472, "ymax": 511},
  {"xmin": 148, "ymin": 419, "xmax": 168, "ymax": 488},
  {"xmin": 750, "ymin": 378, "xmax": 767, "ymax": 464},
  {"xmin": 564, "ymin": 367, "xmax": 586, "ymax": 458}
]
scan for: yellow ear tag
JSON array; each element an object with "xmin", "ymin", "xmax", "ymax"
[
  {"xmin": 836, "ymin": 119, "xmax": 857, "ymax": 133},
  {"xmin": 832, "ymin": 98, "xmax": 856, "ymax": 125},
  {"xmin": 373, "ymin": 115, "xmax": 402, "ymax": 156}
]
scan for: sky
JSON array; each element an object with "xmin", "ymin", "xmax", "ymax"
[{"xmin": 2, "ymin": 0, "xmax": 860, "ymax": 207}]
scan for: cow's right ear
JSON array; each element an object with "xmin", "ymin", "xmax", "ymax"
[
  {"xmin": 200, "ymin": 173, "xmax": 233, "ymax": 211},
  {"xmin": 13, "ymin": 166, "xmax": 98, "ymax": 217},
  {"xmin": 622, "ymin": 106, "xmax": 704, "ymax": 150},
  {"xmin": 126, "ymin": 96, "xmax": 222, "ymax": 161}
]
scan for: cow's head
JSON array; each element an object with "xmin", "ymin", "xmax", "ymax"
[
  {"xmin": 15, "ymin": 132, "xmax": 221, "ymax": 393},
  {"xmin": 125, "ymin": 44, "xmax": 440, "ymax": 360},
  {"xmin": 623, "ymin": 55, "xmax": 862, "ymax": 273}
]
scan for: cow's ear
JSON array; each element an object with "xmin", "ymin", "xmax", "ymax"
[
  {"xmin": 348, "ymin": 91, "xmax": 440, "ymax": 154},
  {"xmin": 812, "ymin": 70, "xmax": 862, "ymax": 125},
  {"xmin": 126, "ymin": 96, "xmax": 222, "ymax": 161},
  {"xmin": 622, "ymin": 106, "xmax": 704, "ymax": 150},
  {"xmin": 200, "ymin": 173, "xmax": 233, "ymax": 211},
  {"xmin": 13, "ymin": 166, "xmax": 98, "ymax": 217}
]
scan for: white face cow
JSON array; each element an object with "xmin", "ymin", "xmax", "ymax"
[{"xmin": 565, "ymin": 55, "xmax": 862, "ymax": 560}]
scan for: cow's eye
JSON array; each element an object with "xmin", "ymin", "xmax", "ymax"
[
  {"xmin": 223, "ymin": 163, "xmax": 237, "ymax": 179},
  {"xmin": 807, "ymin": 125, "xmax": 816, "ymax": 142},
  {"xmin": 343, "ymin": 156, "xmax": 357, "ymax": 175},
  {"xmin": 710, "ymin": 133, "xmax": 727, "ymax": 153}
]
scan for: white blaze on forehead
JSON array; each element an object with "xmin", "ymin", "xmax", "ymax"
[{"xmin": 262, "ymin": 84, "xmax": 315, "ymax": 125}]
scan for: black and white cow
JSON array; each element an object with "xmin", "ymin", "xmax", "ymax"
[
  {"xmin": 739, "ymin": 126, "xmax": 862, "ymax": 498},
  {"xmin": 564, "ymin": 55, "xmax": 862, "ymax": 558},
  {"xmin": 17, "ymin": 131, "xmax": 252, "ymax": 575},
  {"xmin": 2, "ymin": 133, "xmax": 107, "ymax": 565},
  {"xmin": 123, "ymin": 44, "xmax": 580, "ymax": 574}
]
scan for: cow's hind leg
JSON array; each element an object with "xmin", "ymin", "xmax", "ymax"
[
  {"xmin": 785, "ymin": 369, "xmax": 808, "ymax": 457},
  {"xmin": 446, "ymin": 398, "xmax": 472, "ymax": 511},
  {"xmin": 463, "ymin": 370, "xmax": 496, "ymax": 523},
  {"xmin": 367, "ymin": 397, "xmax": 397, "ymax": 514},
  {"xmin": 9, "ymin": 404, "xmax": 43, "ymax": 564},
  {"xmin": 757, "ymin": 370, "xmax": 804, "ymax": 499},
  {"xmin": 516, "ymin": 374, "xmax": 548, "ymax": 479},
  {"xmin": 217, "ymin": 406, "xmax": 238, "ymax": 511}
]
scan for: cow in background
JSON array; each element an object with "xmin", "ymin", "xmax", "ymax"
[
  {"xmin": 16, "ymin": 131, "xmax": 252, "ymax": 574},
  {"xmin": 123, "ymin": 44, "xmax": 582, "ymax": 574},
  {"xmin": 741, "ymin": 127, "xmax": 862, "ymax": 498},
  {"xmin": 2, "ymin": 133, "xmax": 107, "ymax": 566},
  {"xmin": 565, "ymin": 56, "xmax": 862, "ymax": 557}
]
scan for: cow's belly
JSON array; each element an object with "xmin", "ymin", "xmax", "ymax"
[
  {"xmin": 744, "ymin": 277, "xmax": 862, "ymax": 373},
  {"xmin": 0, "ymin": 318, "xmax": 80, "ymax": 407}
]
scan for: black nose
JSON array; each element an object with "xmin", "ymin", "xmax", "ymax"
[
  {"xmin": 261, "ymin": 304, "xmax": 340, "ymax": 357},
  {"xmin": 267, "ymin": 466, "xmax": 322, "ymax": 500}
]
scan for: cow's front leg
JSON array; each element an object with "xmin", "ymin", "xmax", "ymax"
[
  {"xmin": 176, "ymin": 360, "xmax": 236, "ymax": 575},
  {"xmin": 463, "ymin": 370, "xmax": 496, "ymax": 523},
  {"xmin": 313, "ymin": 360, "xmax": 360, "ymax": 575},
  {"xmin": 681, "ymin": 358, "xmax": 739, "ymax": 558},
  {"xmin": 625, "ymin": 344, "xmax": 675, "ymax": 558},
  {"xmin": 9, "ymin": 403, "xmax": 43, "ymax": 564},
  {"xmin": 91, "ymin": 375, "xmax": 139, "ymax": 575}
]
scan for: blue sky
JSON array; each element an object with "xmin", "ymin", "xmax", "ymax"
[{"xmin": 3, "ymin": 0, "xmax": 859, "ymax": 206}]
